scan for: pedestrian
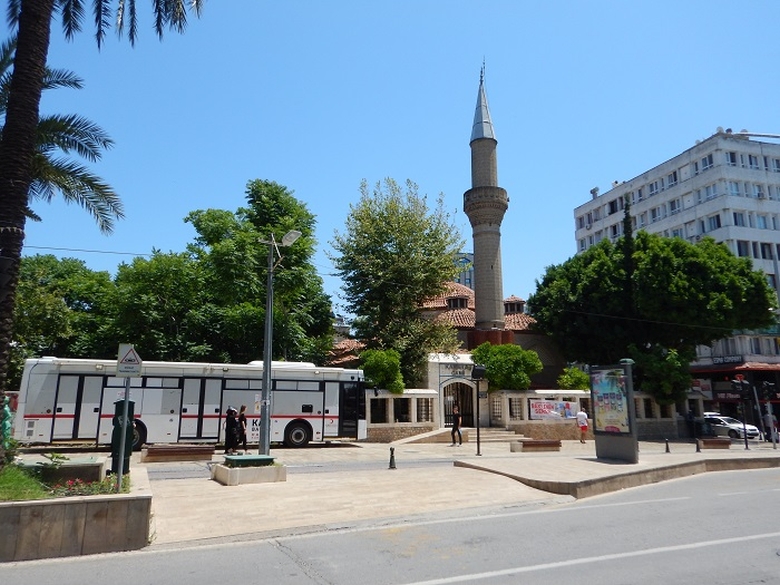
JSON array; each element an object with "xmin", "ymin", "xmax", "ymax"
[
  {"xmin": 238, "ymin": 405, "xmax": 248, "ymax": 453},
  {"xmin": 450, "ymin": 404, "xmax": 462, "ymax": 446},
  {"xmin": 224, "ymin": 406, "xmax": 240, "ymax": 454},
  {"xmin": 576, "ymin": 408, "xmax": 589, "ymax": 443}
]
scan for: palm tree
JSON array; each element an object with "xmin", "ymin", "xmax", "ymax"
[
  {"xmin": 0, "ymin": 37, "xmax": 124, "ymax": 234},
  {"xmin": 0, "ymin": 0, "xmax": 204, "ymax": 466}
]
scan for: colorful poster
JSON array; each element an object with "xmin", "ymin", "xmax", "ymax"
[
  {"xmin": 529, "ymin": 399, "xmax": 576, "ymax": 420},
  {"xmin": 591, "ymin": 367, "xmax": 630, "ymax": 434}
]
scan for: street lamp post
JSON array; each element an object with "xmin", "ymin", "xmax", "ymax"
[
  {"xmin": 471, "ymin": 364, "xmax": 486, "ymax": 457},
  {"xmin": 259, "ymin": 230, "xmax": 302, "ymax": 456}
]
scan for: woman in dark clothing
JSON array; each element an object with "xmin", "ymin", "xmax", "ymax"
[
  {"xmin": 238, "ymin": 405, "xmax": 248, "ymax": 453},
  {"xmin": 224, "ymin": 407, "xmax": 240, "ymax": 454}
]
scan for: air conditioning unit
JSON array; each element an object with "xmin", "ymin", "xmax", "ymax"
[{"xmin": 586, "ymin": 223, "xmax": 592, "ymax": 230}]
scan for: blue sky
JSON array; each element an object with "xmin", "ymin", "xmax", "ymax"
[{"xmin": 7, "ymin": 1, "xmax": 780, "ymax": 316}]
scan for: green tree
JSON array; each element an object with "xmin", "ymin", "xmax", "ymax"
[
  {"xmin": 528, "ymin": 232, "xmax": 776, "ymax": 403},
  {"xmin": 0, "ymin": 0, "xmax": 203, "ymax": 466},
  {"xmin": 10, "ymin": 255, "xmax": 115, "ymax": 388},
  {"xmin": 556, "ymin": 366, "xmax": 590, "ymax": 390},
  {"xmin": 360, "ymin": 349, "xmax": 404, "ymax": 394},
  {"xmin": 471, "ymin": 342, "xmax": 542, "ymax": 391},
  {"xmin": 186, "ymin": 180, "xmax": 333, "ymax": 364},
  {"xmin": 330, "ymin": 178, "xmax": 464, "ymax": 386},
  {"xmin": 0, "ymin": 36, "xmax": 123, "ymax": 233},
  {"xmin": 110, "ymin": 251, "xmax": 211, "ymax": 362}
]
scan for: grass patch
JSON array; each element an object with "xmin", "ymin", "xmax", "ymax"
[
  {"xmin": 0, "ymin": 463, "xmax": 130, "ymax": 501},
  {"xmin": 0, "ymin": 464, "xmax": 49, "ymax": 501}
]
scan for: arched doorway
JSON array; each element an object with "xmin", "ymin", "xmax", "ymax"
[{"xmin": 443, "ymin": 381, "xmax": 474, "ymax": 427}]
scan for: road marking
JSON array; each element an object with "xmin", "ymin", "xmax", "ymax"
[{"xmin": 399, "ymin": 530, "xmax": 780, "ymax": 585}]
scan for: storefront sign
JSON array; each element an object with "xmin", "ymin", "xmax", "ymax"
[{"xmin": 711, "ymin": 355, "xmax": 744, "ymax": 365}]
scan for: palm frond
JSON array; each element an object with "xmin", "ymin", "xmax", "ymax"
[
  {"xmin": 29, "ymin": 156, "xmax": 124, "ymax": 234},
  {"xmin": 35, "ymin": 114, "xmax": 114, "ymax": 161},
  {"xmin": 59, "ymin": 0, "xmax": 86, "ymax": 40}
]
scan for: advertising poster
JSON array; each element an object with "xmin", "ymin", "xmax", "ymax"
[
  {"xmin": 591, "ymin": 366, "xmax": 630, "ymax": 434},
  {"xmin": 529, "ymin": 399, "xmax": 577, "ymax": 420}
]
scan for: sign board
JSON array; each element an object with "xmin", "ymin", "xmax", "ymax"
[
  {"xmin": 529, "ymin": 399, "xmax": 577, "ymax": 420},
  {"xmin": 590, "ymin": 366, "xmax": 631, "ymax": 434},
  {"xmin": 117, "ymin": 343, "xmax": 142, "ymax": 377}
]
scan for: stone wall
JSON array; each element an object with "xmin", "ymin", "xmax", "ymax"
[
  {"xmin": 0, "ymin": 467, "xmax": 151, "ymax": 562},
  {"xmin": 365, "ymin": 424, "xmax": 437, "ymax": 443},
  {"xmin": 508, "ymin": 421, "xmax": 589, "ymax": 441}
]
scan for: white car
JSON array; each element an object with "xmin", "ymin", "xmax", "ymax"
[{"xmin": 703, "ymin": 415, "xmax": 760, "ymax": 439}]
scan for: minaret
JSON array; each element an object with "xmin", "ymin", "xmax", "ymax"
[{"xmin": 463, "ymin": 68, "xmax": 509, "ymax": 340}]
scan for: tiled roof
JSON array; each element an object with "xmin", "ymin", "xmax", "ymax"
[
  {"xmin": 504, "ymin": 295, "xmax": 525, "ymax": 303},
  {"xmin": 420, "ymin": 282, "xmax": 476, "ymax": 309},
  {"xmin": 433, "ymin": 309, "xmax": 475, "ymax": 328},
  {"xmin": 327, "ymin": 338, "xmax": 364, "ymax": 367},
  {"xmin": 505, "ymin": 312, "xmax": 535, "ymax": 331}
]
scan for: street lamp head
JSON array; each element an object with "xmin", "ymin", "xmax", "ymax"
[{"xmin": 281, "ymin": 230, "xmax": 302, "ymax": 247}]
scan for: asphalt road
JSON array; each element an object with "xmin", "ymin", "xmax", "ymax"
[{"xmin": 3, "ymin": 467, "xmax": 779, "ymax": 584}]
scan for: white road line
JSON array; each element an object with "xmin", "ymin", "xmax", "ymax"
[{"xmin": 399, "ymin": 530, "xmax": 780, "ymax": 585}]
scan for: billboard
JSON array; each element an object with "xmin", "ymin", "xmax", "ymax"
[{"xmin": 590, "ymin": 366, "xmax": 631, "ymax": 434}]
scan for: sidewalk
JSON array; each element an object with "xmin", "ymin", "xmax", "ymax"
[{"xmin": 142, "ymin": 439, "xmax": 780, "ymax": 548}]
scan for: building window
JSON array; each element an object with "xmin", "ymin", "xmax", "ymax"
[
  {"xmin": 701, "ymin": 153, "xmax": 714, "ymax": 171},
  {"xmin": 726, "ymin": 151, "xmax": 738, "ymax": 166},
  {"xmin": 737, "ymin": 240, "xmax": 751, "ymax": 257},
  {"xmin": 751, "ymin": 337, "xmax": 762, "ymax": 354},
  {"xmin": 416, "ymin": 398, "xmax": 433, "ymax": 423},
  {"xmin": 393, "ymin": 397, "xmax": 410, "ymax": 422},
  {"xmin": 669, "ymin": 199, "xmax": 681, "ymax": 215},
  {"xmin": 773, "ymin": 159, "xmax": 780, "ymax": 173},
  {"xmin": 608, "ymin": 199, "xmax": 619, "ymax": 215},
  {"xmin": 705, "ymin": 184, "xmax": 718, "ymax": 200},
  {"xmin": 728, "ymin": 181, "xmax": 741, "ymax": 197},
  {"xmin": 753, "ymin": 184, "xmax": 766, "ymax": 199},
  {"xmin": 733, "ymin": 212, "xmax": 746, "ymax": 227},
  {"xmin": 651, "ymin": 208, "xmax": 660, "ymax": 223},
  {"xmin": 761, "ymin": 242, "xmax": 773, "ymax": 259},
  {"xmin": 707, "ymin": 214, "xmax": 721, "ymax": 231},
  {"xmin": 577, "ymin": 216, "xmax": 585, "ymax": 229},
  {"xmin": 610, "ymin": 223, "xmax": 620, "ymax": 239},
  {"xmin": 579, "ymin": 238, "xmax": 586, "ymax": 252},
  {"xmin": 671, "ymin": 227, "xmax": 684, "ymax": 238},
  {"xmin": 370, "ymin": 398, "xmax": 388, "ymax": 424},
  {"xmin": 749, "ymin": 154, "xmax": 760, "ymax": 170},
  {"xmin": 667, "ymin": 171, "xmax": 678, "ymax": 187},
  {"xmin": 648, "ymin": 181, "xmax": 659, "ymax": 197},
  {"xmin": 757, "ymin": 215, "xmax": 769, "ymax": 229},
  {"xmin": 638, "ymin": 212, "xmax": 647, "ymax": 227},
  {"xmin": 636, "ymin": 187, "xmax": 643, "ymax": 201}
]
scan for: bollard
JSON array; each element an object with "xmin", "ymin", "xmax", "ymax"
[
  {"xmin": 665, "ymin": 439, "xmax": 670, "ymax": 453},
  {"xmin": 695, "ymin": 439, "xmax": 701, "ymax": 453},
  {"xmin": 389, "ymin": 446, "xmax": 396, "ymax": 469}
]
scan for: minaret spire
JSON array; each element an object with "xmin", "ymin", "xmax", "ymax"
[{"xmin": 463, "ymin": 67, "xmax": 509, "ymax": 339}]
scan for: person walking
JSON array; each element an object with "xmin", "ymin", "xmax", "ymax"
[
  {"xmin": 238, "ymin": 405, "xmax": 248, "ymax": 454},
  {"xmin": 576, "ymin": 408, "xmax": 589, "ymax": 443},
  {"xmin": 451, "ymin": 404, "xmax": 462, "ymax": 446}
]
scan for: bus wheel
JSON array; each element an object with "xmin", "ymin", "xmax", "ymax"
[
  {"xmin": 132, "ymin": 420, "xmax": 147, "ymax": 451},
  {"xmin": 284, "ymin": 422, "xmax": 310, "ymax": 448}
]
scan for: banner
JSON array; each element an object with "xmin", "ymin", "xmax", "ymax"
[{"xmin": 529, "ymin": 399, "xmax": 576, "ymax": 420}]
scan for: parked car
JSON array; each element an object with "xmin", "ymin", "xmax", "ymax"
[{"xmin": 703, "ymin": 415, "xmax": 760, "ymax": 439}]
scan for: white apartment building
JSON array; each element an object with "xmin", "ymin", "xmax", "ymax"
[{"xmin": 573, "ymin": 128, "xmax": 780, "ymax": 417}]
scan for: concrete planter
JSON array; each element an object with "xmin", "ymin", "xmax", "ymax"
[
  {"xmin": 211, "ymin": 463, "xmax": 287, "ymax": 486},
  {"xmin": 0, "ymin": 467, "xmax": 152, "ymax": 562}
]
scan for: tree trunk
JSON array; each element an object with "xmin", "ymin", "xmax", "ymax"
[{"xmin": 0, "ymin": 0, "xmax": 55, "ymax": 467}]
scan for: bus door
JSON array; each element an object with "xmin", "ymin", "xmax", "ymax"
[
  {"xmin": 323, "ymin": 381, "xmax": 341, "ymax": 438},
  {"xmin": 75, "ymin": 375, "xmax": 104, "ymax": 441},
  {"xmin": 181, "ymin": 378, "xmax": 222, "ymax": 440},
  {"xmin": 338, "ymin": 381, "xmax": 364, "ymax": 439},
  {"xmin": 52, "ymin": 375, "xmax": 78, "ymax": 440}
]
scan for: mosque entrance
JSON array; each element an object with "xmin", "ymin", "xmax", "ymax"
[{"xmin": 444, "ymin": 382, "xmax": 474, "ymax": 428}]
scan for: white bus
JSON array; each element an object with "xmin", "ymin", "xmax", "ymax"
[{"xmin": 13, "ymin": 357, "xmax": 366, "ymax": 449}]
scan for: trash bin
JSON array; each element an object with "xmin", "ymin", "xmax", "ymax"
[{"xmin": 111, "ymin": 400, "xmax": 134, "ymax": 474}]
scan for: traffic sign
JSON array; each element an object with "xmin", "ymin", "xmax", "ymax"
[{"xmin": 117, "ymin": 343, "xmax": 142, "ymax": 377}]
